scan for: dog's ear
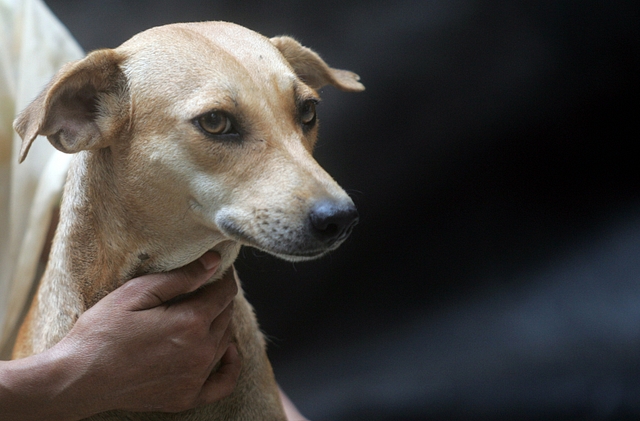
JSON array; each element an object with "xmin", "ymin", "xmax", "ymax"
[
  {"xmin": 14, "ymin": 49, "xmax": 128, "ymax": 163},
  {"xmin": 270, "ymin": 36, "xmax": 365, "ymax": 92}
]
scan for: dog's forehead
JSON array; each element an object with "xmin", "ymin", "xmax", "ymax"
[
  {"xmin": 177, "ymin": 22, "xmax": 282, "ymax": 64},
  {"xmin": 119, "ymin": 22, "xmax": 297, "ymax": 106}
]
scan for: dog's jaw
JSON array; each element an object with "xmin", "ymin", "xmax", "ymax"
[{"xmin": 207, "ymin": 239, "xmax": 242, "ymax": 279}]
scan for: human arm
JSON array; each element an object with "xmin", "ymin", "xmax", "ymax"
[{"xmin": 0, "ymin": 251, "xmax": 241, "ymax": 421}]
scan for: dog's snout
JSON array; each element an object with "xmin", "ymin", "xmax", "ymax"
[{"xmin": 309, "ymin": 199, "xmax": 359, "ymax": 244}]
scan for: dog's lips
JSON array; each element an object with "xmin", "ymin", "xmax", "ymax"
[
  {"xmin": 216, "ymin": 218, "xmax": 257, "ymax": 245},
  {"xmin": 254, "ymin": 233, "xmax": 349, "ymax": 262},
  {"xmin": 270, "ymin": 248, "xmax": 329, "ymax": 262},
  {"xmin": 216, "ymin": 218, "xmax": 342, "ymax": 261}
]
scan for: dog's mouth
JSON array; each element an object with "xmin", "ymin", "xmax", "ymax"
[{"xmin": 216, "ymin": 217, "xmax": 350, "ymax": 262}]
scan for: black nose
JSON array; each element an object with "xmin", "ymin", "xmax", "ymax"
[{"xmin": 309, "ymin": 199, "xmax": 359, "ymax": 245}]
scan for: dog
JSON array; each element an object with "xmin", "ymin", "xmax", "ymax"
[{"xmin": 12, "ymin": 21, "xmax": 363, "ymax": 420}]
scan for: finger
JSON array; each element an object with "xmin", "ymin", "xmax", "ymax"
[
  {"xmin": 174, "ymin": 266, "xmax": 238, "ymax": 322},
  {"xmin": 212, "ymin": 324, "xmax": 233, "ymax": 364},
  {"xmin": 120, "ymin": 251, "xmax": 221, "ymax": 310},
  {"xmin": 198, "ymin": 344, "xmax": 242, "ymax": 405},
  {"xmin": 200, "ymin": 321, "xmax": 234, "ymax": 380},
  {"xmin": 208, "ymin": 306, "xmax": 234, "ymax": 365},
  {"xmin": 199, "ymin": 303, "xmax": 234, "ymax": 370},
  {"xmin": 210, "ymin": 300, "xmax": 234, "ymax": 335}
]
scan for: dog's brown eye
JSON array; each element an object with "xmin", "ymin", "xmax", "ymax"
[
  {"xmin": 300, "ymin": 101, "xmax": 317, "ymax": 126},
  {"xmin": 197, "ymin": 111, "xmax": 234, "ymax": 135}
]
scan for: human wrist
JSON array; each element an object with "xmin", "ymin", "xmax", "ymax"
[{"xmin": 0, "ymin": 342, "xmax": 102, "ymax": 421}]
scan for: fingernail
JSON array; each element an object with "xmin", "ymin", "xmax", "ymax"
[{"xmin": 199, "ymin": 251, "xmax": 221, "ymax": 271}]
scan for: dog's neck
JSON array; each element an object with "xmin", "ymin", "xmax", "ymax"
[{"xmin": 50, "ymin": 148, "xmax": 239, "ymax": 309}]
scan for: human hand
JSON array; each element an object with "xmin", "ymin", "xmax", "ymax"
[{"xmin": 53, "ymin": 251, "xmax": 241, "ymax": 416}]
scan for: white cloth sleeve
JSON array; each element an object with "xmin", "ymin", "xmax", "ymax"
[{"xmin": 0, "ymin": 0, "xmax": 83, "ymax": 354}]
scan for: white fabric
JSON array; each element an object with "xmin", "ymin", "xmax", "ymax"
[{"xmin": 0, "ymin": 0, "xmax": 82, "ymax": 353}]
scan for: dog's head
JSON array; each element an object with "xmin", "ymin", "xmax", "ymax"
[{"xmin": 14, "ymin": 22, "xmax": 364, "ymax": 262}]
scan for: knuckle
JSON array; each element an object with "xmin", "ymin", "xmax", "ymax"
[{"xmin": 178, "ymin": 307, "xmax": 208, "ymax": 331}]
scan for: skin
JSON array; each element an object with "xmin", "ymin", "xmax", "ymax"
[{"xmin": 0, "ymin": 251, "xmax": 242, "ymax": 421}]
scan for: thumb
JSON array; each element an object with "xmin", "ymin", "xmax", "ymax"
[{"xmin": 118, "ymin": 251, "xmax": 221, "ymax": 311}]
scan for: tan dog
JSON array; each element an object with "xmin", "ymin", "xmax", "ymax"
[{"xmin": 12, "ymin": 21, "xmax": 363, "ymax": 420}]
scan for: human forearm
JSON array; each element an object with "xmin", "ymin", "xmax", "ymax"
[{"xmin": 0, "ymin": 344, "xmax": 99, "ymax": 421}]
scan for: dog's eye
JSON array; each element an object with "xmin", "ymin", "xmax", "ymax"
[
  {"xmin": 197, "ymin": 111, "xmax": 234, "ymax": 135},
  {"xmin": 300, "ymin": 100, "xmax": 317, "ymax": 126}
]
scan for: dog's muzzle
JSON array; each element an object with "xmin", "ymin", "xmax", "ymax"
[{"xmin": 214, "ymin": 198, "xmax": 358, "ymax": 260}]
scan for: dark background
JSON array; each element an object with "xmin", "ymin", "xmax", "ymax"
[{"xmin": 44, "ymin": 1, "xmax": 640, "ymax": 420}]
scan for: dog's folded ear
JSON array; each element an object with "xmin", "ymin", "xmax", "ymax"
[
  {"xmin": 270, "ymin": 36, "xmax": 365, "ymax": 93},
  {"xmin": 14, "ymin": 49, "xmax": 129, "ymax": 163}
]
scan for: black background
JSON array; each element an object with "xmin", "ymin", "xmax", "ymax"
[{"xmin": 44, "ymin": 1, "xmax": 640, "ymax": 420}]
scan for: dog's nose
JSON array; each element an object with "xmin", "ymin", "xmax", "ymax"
[{"xmin": 309, "ymin": 199, "xmax": 359, "ymax": 244}]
